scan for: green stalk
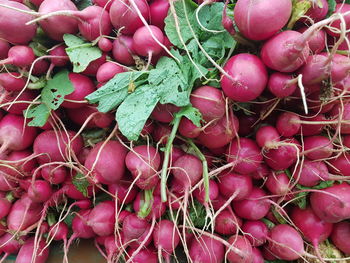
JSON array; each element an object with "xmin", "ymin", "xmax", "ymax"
[
  {"xmin": 187, "ymin": 139, "xmax": 209, "ymax": 203},
  {"xmin": 160, "ymin": 116, "xmax": 181, "ymax": 202},
  {"xmin": 138, "ymin": 189, "xmax": 154, "ymax": 218}
]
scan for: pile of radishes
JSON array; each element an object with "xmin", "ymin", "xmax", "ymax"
[{"xmin": 0, "ymin": 0, "xmax": 350, "ymax": 262}]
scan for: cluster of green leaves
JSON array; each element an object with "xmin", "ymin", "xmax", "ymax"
[
  {"xmin": 189, "ymin": 199, "xmax": 207, "ymax": 229},
  {"xmin": 72, "ymin": 173, "xmax": 90, "ymax": 197},
  {"xmin": 25, "ymin": 70, "xmax": 74, "ymax": 126},
  {"xmin": 86, "ymin": 0, "xmax": 235, "ymax": 141}
]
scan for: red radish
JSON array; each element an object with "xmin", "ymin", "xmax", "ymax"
[
  {"xmin": 33, "ymin": 130, "xmax": 83, "ymax": 164},
  {"xmin": 28, "ymin": 180, "xmax": 53, "ymax": 203},
  {"xmin": 234, "ymin": 0, "xmax": 292, "ymax": 41},
  {"xmin": 0, "ymin": 0, "xmax": 37, "ymax": 44},
  {"xmin": 328, "ymin": 3, "xmax": 350, "ymax": 37},
  {"xmin": 260, "ymin": 30, "xmax": 310, "ymax": 72},
  {"xmin": 226, "ymin": 137, "xmax": 263, "ymax": 174},
  {"xmin": 298, "ymin": 27, "xmax": 326, "ymax": 54},
  {"xmin": 2, "ymin": 90, "xmax": 37, "ymax": 115},
  {"xmin": 0, "ymin": 114, "xmax": 37, "ymax": 153},
  {"xmin": 0, "ymin": 39, "xmax": 10, "ymax": 59},
  {"xmin": 330, "ymin": 103, "xmax": 350, "ymax": 134},
  {"xmin": 112, "ymin": 35, "xmax": 136, "ymax": 65},
  {"xmin": 49, "ymin": 45, "xmax": 68, "ymax": 67},
  {"xmin": 0, "ymin": 233, "xmax": 26, "ymax": 254},
  {"xmin": 49, "ymin": 222, "xmax": 69, "ymax": 241},
  {"xmin": 104, "ymin": 234, "xmax": 125, "ymax": 261},
  {"xmin": 268, "ymin": 224, "xmax": 305, "ymax": 260},
  {"xmin": 214, "ymin": 210, "xmax": 242, "ymax": 236},
  {"xmin": 0, "ymin": 195, "xmax": 12, "ymax": 220},
  {"xmin": 242, "ymin": 220, "xmax": 268, "ymax": 247},
  {"xmin": 66, "ymin": 106, "xmax": 114, "ymax": 128},
  {"xmin": 252, "ymin": 247, "xmax": 264, "ymax": 263},
  {"xmin": 151, "ymin": 103, "xmax": 180, "ymax": 123},
  {"xmin": 189, "ymin": 235, "xmax": 225, "ymax": 263},
  {"xmin": 218, "ymin": 172, "xmax": 253, "ymax": 201},
  {"xmin": 251, "ymin": 163, "xmax": 270, "ymax": 180},
  {"xmin": 0, "ymin": 73, "xmax": 26, "ymax": 92},
  {"xmin": 98, "ymin": 37, "xmax": 113, "ymax": 52},
  {"xmin": 328, "ymin": 153, "xmax": 350, "ymax": 176},
  {"xmin": 194, "ymin": 179, "xmax": 219, "ymax": 204},
  {"xmin": 67, "ymin": 210, "xmax": 95, "ymax": 250},
  {"xmin": 255, "ymin": 125, "xmax": 280, "ymax": 148},
  {"xmin": 133, "ymin": 25, "xmax": 164, "ymax": 58},
  {"xmin": 297, "ymin": 54, "xmax": 330, "ymax": 86},
  {"xmin": 82, "ymin": 53, "xmax": 107, "ymax": 76},
  {"xmin": 265, "ymin": 172, "xmax": 292, "ymax": 196},
  {"xmin": 0, "ymin": 172, "xmax": 17, "ymax": 191},
  {"xmin": 93, "ymin": 0, "xmax": 113, "ymax": 10},
  {"xmin": 61, "ymin": 73, "xmax": 95, "ymax": 109},
  {"xmin": 331, "ymin": 221, "xmax": 350, "ymax": 255},
  {"xmin": 152, "ymin": 123, "xmax": 171, "ymax": 144},
  {"xmin": 7, "ymin": 195, "xmax": 41, "ymax": 231},
  {"xmin": 88, "ymin": 201, "xmax": 115, "ymax": 236},
  {"xmin": 122, "ymin": 213, "xmax": 150, "ymax": 245},
  {"xmin": 302, "ymin": 0, "xmax": 328, "ymax": 22},
  {"xmin": 84, "ymin": 140, "xmax": 127, "ymax": 184},
  {"xmin": 226, "ymin": 235, "xmax": 253, "ymax": 263},
  {"xmin": 108, "ymin": 181, "xmax": 137, "ymax": 205},
  {"xmin": 303, "ymin": 136, "xmax": 333, "ymax": 160},
  {"xmin": 0, "ymin": 45, "xmax": 35, "ymax": 67},
  {"xmin": 190, "ymin": 85, "xmax": 226, "ymax": 122},
  {"xmin": 109, "ymin": 0, "xmax": 150, "ymax": 35},
  {"xmin": 237, "ymin": 114, "xmax": 259, "ymax": 136},
  {"xmin": 153, "ymin": 219, "xmax": 180, "ymax": 258},
  {"xmin": 310, "ymin": 182, "xmax": 350, "ymax": 223},
  {"xmin": 291, "ymin": 206, "xmax": 333, "ymax": 259},
  {"xmin": 38, "ymin": 0, "xmax": 79, "ymax": 41},
  {"xmin": 150, "ymin": 0, "xmax": 169, "ymax": 30},
  {"xmin": 221, "ymin": 53, "xmax": 268, "ymax": 102},
  {"xmin": 125, "ymin": 145, "xmax": 161, "ymax": 190},
  {"xmin": 5, "ymin": 150, "xmax": 37, "ymax": 176},
  {"xmin": 232, "ymin": 187, "xmax": 271, "ymax": 220},
  {"xmin": 41, "ymin": 165, "xmax": 67, "ymax": 184},
  {"xmin": 133, "ymin": 193, "xmax": 166, "ymax": 220},
  {"xmin": 267, "ymin": 72, "xmax": 298, "ymax": 98},
  {"xmin": 126, "ymin": 247, "xmax": 157, "ymax": 263},
  {"xmin": 276, "ymin": 112, "xmax": 301, "ymax": 137},
  {"xmin": 264, "ymin": 138, "xmax": 300, "ymax": 170},
  {"xmin": 96, "ymin": 62, "xmax": 126, "ymax": 83},
  {"xmin": 178, "ymin": 117, "xmax": 201, "ymax": 138},
  {"xmin": 300, "ymin": 114, "xmax": 326, "ymax": 136},
  {"xmin": 15, "ymin": 237, "xmax": 49, "ymax": 263},
  {"xmin": 197, "ymin": 112, "xmax": 239, "ymax": 149}
]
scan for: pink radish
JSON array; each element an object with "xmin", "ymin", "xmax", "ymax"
[
  {"xmin": 218, "ymin": 172, "xmax": 252, "ymax": 201},
  {"xmin": 28, "ymin": 180, "xmax": 53, "ymax": 203},
  {"xmin": 331, "ymin": 221, "xmax": 350, "ymax": 255},
  {"xmin": 0, "ymin": 45, "xmax": 35, "ymax": 68},
  {"xmin": 189, "ymin": 235, "xmax": 225, "ymax": 263},
  {"xmin": 214, "ymin": 210, "xmax": 242, "ymax": 236},
  {"xmin": 0, "ymin": 73, "xmax": 26, "ymax": 92},
  {"xmin": 15, "ymin": 237, "xmax": 49, "ymax": 263},
  {"xmin": 88, "ymin": 201, "xmax": 115, "ymax": 236},
  {"xmin": 112, "ymin": 35, "xmax": 136, "ymax": 66},
  {"xmin": 242, "ymin": 220, "xmax": 268, "ymax": 247},
  {"xmin": 226, "ymin": 235, "xmax": 253, "ymax": 263},
  {"xmin": 133, "ymin": 25, "xmax": 164, "ymax": 58},
  {"xmin": 267, "ymin": 72, "xmax": 298, "ymax": 98},
  {"xmin": 96, "ymin": 62, "xmax": 126, "ymax": 83}
]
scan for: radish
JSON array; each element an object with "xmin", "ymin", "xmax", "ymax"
[
  {"xmin": 84, "ymin": 140, "xmax": 127, "ymax": 184},
  {"xmin": 88, "ymin": 201, "xmax": 115, "ymax": 236},
  {"xmin": 298, "ymin": 27, "xmax": 326, "ymax": 54},
  {"xmin": 291, "ymin": 206, "xmax": 333, "ymax": 260},
  {"xmin": 268, "ymin": 224, "xmax": 305, "ymax": 260},
  {"xmin": 265, "ymin": 172, "xmax": 292, "ymax": 196},
  {"xmin": 133, "ymin": 193, "xmax": 166, "ymax": 220},
  {"xmin": 328, "ymin": 3, "xmax": 350, "ymax": 37},
  {"xmin": 331, "ymin": 221, "xmax": 350, "ymax": 255},
  {"xmin": 189, "ymin": 235, "xmax": 225, "ymax": 263},
  {"xmin": 0, "ymin": 73, "xmax": 26, "ymax": 92},
  {"xmin": 303, "ymin": 135, "xmax": 333, "ymax": 160},
  {"xmin": 41, "ymin": 165, "xmax": 67, "ymax": 184},
  {"xmin": 252, "ymin": 247, "xmax": 264, "ymax": 263},
  {"xmin": 330, "ymin": 103, "xmax": 350, "ymax": 134},
  {"xmin": 133, "ymin": 25, "xmax": 164, "ymax": 58},
  {"xmin": 232, "ymin": 187, "xmax": 271, "ymax": 220},
  {"xmin": 112, "ymin": 35, "xmax": 136, "ymax": 66},
  {"xmin": 28, "ymin": 180, "xmax": 53, "ymax": 203},
  {"xmin": 151, "ymin": 103, "xmax": 180, "ymax": 123},
  {"xmin": 67, "ymin": 210, "xmax": 95, "ymax": 250},
  {"xmin": 267, "ymin": 72, "xmax": 298, "ymax": 98},
  {"xmin": 0, "ymin": 0, "xmax": 37, "ymax": 44},
  {"xmin": 218, "ymin": 172, "xmax": 252, "ymax": 201},
  {"xmin": 226, "ymin": 137, "xmax": 263, "ymax": 174},
  {"xmin": 66, "ymin": 106, "xmax": 114, "ymax": 128},
  {"xmin": 310, "ymin": 182, "xmax": 350, "ymax": 223},
  {"xmin": 150, "ymin": 0, "xmax": 169, "ymax": 30},
  {"xmin": 0, "ymin": 114, "xmax": 37, "ymax": 153},
  {"xmin": 93, "ymin": 0, "xmax": 113, "ymax": 10},
  {"xmin": 234, "ymin": 0, "xmax": 292, "ymax": 41},
  {"xmin": 2, "ymin": 90, "xmax": 37, "ymax": 115},
  {"xmin": 82, "ymin": 53, "xmax": 107, "ymax": 76},
  {"xmin": 153, "ymin": 219, "xmax": 180, "ymax": 261},
  {"xmin": 214, "ymin": 209, "xmax": 242, "ymax": 236},
  {"xmin": 197, "ymin": 112, "xmax": 239, "ymax": 149},
  {"xmin": 108, "ymin": 181, "xmax": 138, "ymax": 205},
  {"xmin": 0, "ymin": 233, "xmax": 26, "ymax": 254},
  {"xmin": 125, "ymin": 145, "xmax": 161, "ymax": 190},
  {"xmin": 49, "ymin": 45, "xmax": 68, "ymax": 67},
  {"xmin": 61, "ymin": 73, "xmax": 95, "ymax": 109},
  {"xmin": 0, "ymin": 45, "xmax": 35, "ymax": 68},
  {"xmin": 5, "ymin": 150, "xmax": 37, "ymax": 177},
  {"xmin": 33, "ymin": 130, "xmax": 83, "ymax": 164},
  {"xmin": 293, "ymin": 159, "xmax": 330, "ymax": 187},
  {"xmin": 126, "ymin": 247, "xmax": 157, "ymax": 263},
  {"xmin": 300, "ymin": 114, "xmax": 326, "ymax": 136},
  {"xmin": 0, "ymin": 39, "xmax": 10, "ymax": 59},
  {"xmin": 221, "ymin": 53, "xmax": 268, "ymax": 102},
  {"xmin": 260, "ymin": 30, "xmax": 310, "ymax": 72},
  {"xmin": 15, "ymin": 237, "xmax": 49, "ymax": 263},
  {"xmin": 193, "ymin": 179, "xmax": 219, "ymax": 204},
  {"xmin": 328, "ymin": 153, "xmax": 350, "ymax": 176},
  {"xmin": 226, "ymin": 235, "xmax": 254, "ymax": 263},
  {"xmin": 0, "ymin": 194, "xmax": 13, "ymax": 220},
  {"xmin": 98, "ymin": 37, "xmax": 113, "ymax": 52},
  {"xmin": 255, "ymin": 125, "xmax": 280, "ymax": 149},
  {"xmin": 276, "ymin": 112, "xmax": 301, "ymax": 137},
  {"xmin": 96, "ymin": 62, "xmax": 126, "ymax": 83},
  {"xmin": 178, "ymin": 117, "xmax": 201, "ymax": 138},
  {"xmin": 190, "ymin": 85, "xmax": 226, "ymax": 122},
  {"xmin": 109, "ymin": 0, "xmax": 150, "ymax": 35},
  {"xmin": 122, "ymin": 213, "xmax": 150, "ymax": 247},
  {"xmin": 242, "ymin": 220, "xmax": 268, "ymax": 247},
  {"xmin": 302, "ymin": 0, "xmax": 328, "ymax": 23}
]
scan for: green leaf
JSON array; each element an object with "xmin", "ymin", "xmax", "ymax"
[
  {"xmin": 327, "ymin": 0, "xmax": 337, "ymax": 18},
  {"xmin": 63, "ymin": 34, "xmax": 102, "ymax": 73},
  {"xmin": 116, "ymin": 85, "xmax": 159, "ymax": 141},
  {"xmin": 189, "ymin": 199, "xmax": 206, "ymax": 229},
  {"xmin": 24, "ymin": 104, "xmax": 51, "ymax": 127},
  {"xmin": 41, "ymin": 70, "xmax": 74, "ymax": 110},
  {"xmin": 85, "ymin": 71, "xmax": 148, "ymax": 112},
  {"xmin": 287, "ymin": 0, "xmax": 312, "ymax": 29},
  {"xmin": 29, "ymin": 42, "xmax": 47, "ymax": 57},
  {"xmin": 72, "ymin": 173, "xmax": 90, "ymax": 197},
  {"xmin": 173, "ymin": 105, "xmax": 202, "ymax": 127},
  {"xmin": 73, "ymin": 0, "xmax": 93, "ymax": 10}
]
